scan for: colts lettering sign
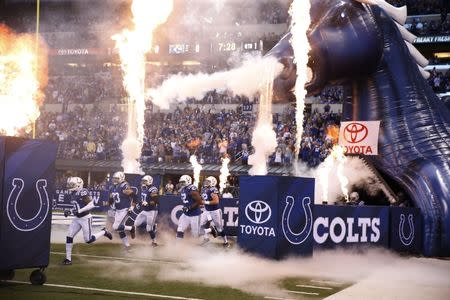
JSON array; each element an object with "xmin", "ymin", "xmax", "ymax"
[{"xmin": 339, "ymin": 121, "xmax": 381, "ymax": 155}]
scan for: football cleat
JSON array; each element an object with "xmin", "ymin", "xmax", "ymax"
[
  {"xmin": 223, "ymin": 242, "xmax": 230, "ymax": 248},
  {"xmin": 151, "ymin": 242, "xmax": 158, "ymax": 247},
  {"xmin": 130, "ymin": 226, "xmax": 136, "ymax": 239},
  {"xmin": 61, "ymin": 259, "xmax": 72, "ymax": 265},
  {"xmin": 103, "ymin": 228, "xmax": 113, "ymax": 240},
  {"xmin": 210, "ymin": 225, "xmax": 218, "ymax": 238}
]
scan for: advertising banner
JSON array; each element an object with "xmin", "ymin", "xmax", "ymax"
[
  {"xmin": 0, "ymin": 138, "xmax": 57, "ymax": 270},
  {"xmin": 238, "ymin": 176, "xmax": 314, "ymax": 259},
  {"xmin": 339, "ymin": 121, "xmax": 380, "ymax": 155},
  {"xmin": 313, "ymin": 205, "xmax": 390, "ymax": 248}
]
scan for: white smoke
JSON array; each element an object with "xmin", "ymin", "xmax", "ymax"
[
  {"xmin": 120, "ymin": 137, "xmax": 144, "ymax": 175},
  {"xmin": 148, "ymin": 55, "xmax": 283, "ymax": 109},
  {"xmin": 294, "ymin": 156, "xmax": 379, "ymax": 204},
  {"xmin": 148, "ymin": 241, "xmax": 450, "ymax": 299},
  {"xmin": 248, "ymin": 123, "xmax": 278, "ymax": 176},
  {"xmin": 248, "ymin": 60, "xmax": 278, "ymax": 175}
]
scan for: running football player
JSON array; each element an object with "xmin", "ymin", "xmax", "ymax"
[{"xmin": 62, "ymin": 177, "xmax": 112, "ymax": 265}]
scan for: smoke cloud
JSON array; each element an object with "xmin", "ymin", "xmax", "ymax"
[
  {"xmin": 92, "ymin": 235, "xmax": 450, "ymax": 299},
  {"xmin": 148, "ymin": 55, "xmax": 283, "ymax": 109},
  {"xmin": 294, "ymin": 156, "xmax": 380, "ymax": 204}
]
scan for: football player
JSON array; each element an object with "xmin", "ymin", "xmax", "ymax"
[
  {"xmin": 134, "ymin": 175, "xmax": 159, "ymax": 246},
  {"xmin": 62, "ymin": 177, "xmax": 112, "ymax": 265},
  {"xmin": 108, "ymin": 171, "xmax": 136, "ymax": 251},
  {"xmin": 176, "ymin": 175, "xmax": 216, "ymax": 240},
  {"xmin": 201, "ymin": 176, "xmax": 228, "ymax": 247}
]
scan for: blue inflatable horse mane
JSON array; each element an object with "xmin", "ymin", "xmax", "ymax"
[{"xmin": 269, "ymin": 0, "xmax": 450, "ymax": 256}]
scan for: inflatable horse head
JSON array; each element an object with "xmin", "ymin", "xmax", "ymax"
[{"xmin": 268, "ymin": 0, "xmax": 450, "ymax": 256}]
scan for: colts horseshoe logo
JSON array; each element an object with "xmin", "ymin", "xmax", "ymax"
[
  {"xmin": 6, "ymin": 178, "xmax": 50, "ymax": 232},
  {"xmin": 282, "ymin": 196, "xmax": 313, "ymax": 245},
  {"xmin": 399, "ymin": 213, "xmax": 414, "ymax": 246}
]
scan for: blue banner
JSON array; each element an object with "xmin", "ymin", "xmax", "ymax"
[
  {"xmin": 389, "ymin": 207, "xmax": 422, "ymax": 253},
  {"xmin": 238, "ymin": 176, "xmax": 280, "ymax": 258},
  {"xmin": 313, "ymin": 205, "xmax": 389, "ymax": 248},
  {"xmin": 0, "ymin": 137, "xmax": 57, "ymax": 270},
  {"xmin": 237, "ymin": 176, "xmax": 314, "ymax": 259},
  {"xmin": 277, "ymin": 177, "xmax": 314, "ymax": 258}
]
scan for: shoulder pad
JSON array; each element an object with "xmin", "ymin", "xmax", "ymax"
[
  {"xmin": 210, "ymin": 187, "xmax": 219, "ymax": 194},
  {"xmin": 121, "ymin": 182, "xmax": 129, "ymax": 189},
  {"xmin": 150, "ymin": 186, "xmax": 158, "ymax": 193},
  {"xmin": 189, "ymin": 184, "xmax": 198, "ymax": 191}
]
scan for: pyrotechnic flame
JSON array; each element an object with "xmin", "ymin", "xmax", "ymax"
[
  {"xmin": 333, "ymin": 145, "xmax": 350, "ymax": 202},
  {"xmin": 248, "ymin": 63, "xmax": 278, "ymax": 176},
  {"xmin": 0, "ymin": 25, "xmax": 47, "ymax": 136},
  {"xmin": 289, "ymin": 0, "xmax": 312, "ymax": 159},
  {"xmin": 113, "ymin": 0, "xmax": 173, "ymax": 173},
  {"xmin": 189, "ymin": 155, "xmax": 202, "ymax": 188},
  {"xmin": 219, "ymin": 156, "xmax": 230, "ymax": 193},
  {"xmin": 318, "ymin": 151, "xmax": 334, "ymax": 203},
  {"xmin": 319, "ymin": 145, "xmax": 350, "ymax": 203},
  {"xmin": 326, "ymin": 125, "xmax": 340, "ymax": 144}
]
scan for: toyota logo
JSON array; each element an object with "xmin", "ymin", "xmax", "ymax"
[
  {"xmin": 245, "ymin": 200, "xmax": 271, "ymax": 224},
  {"xmin": 343, "ymin": 122, "xmax": 368, "ymax": 143}
]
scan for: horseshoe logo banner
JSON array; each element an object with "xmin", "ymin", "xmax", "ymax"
[
  {"xmin": 281, "ymin": 196, "xmax": 313, "ymax": 245},
  {"xmin": 6, "ymin": 178, "xmax": 50, "ymax": 232},
  {"xmin": 388, "ymin": 208, "xmax": 421, "ymax": 254},
  {"xmin": 399, "ymin": 213, "xmax": 414, "ymax": 246}
]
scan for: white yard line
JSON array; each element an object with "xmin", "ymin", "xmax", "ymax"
[
  {"xmin": 310, "ymin": 279, "xmax": 345, "ymax": 286},
  {"xmin": 296, "ymin": 284, "xmax": 333, "ymax": 290},
  {"xmin": 7, "ymin": 280, "xmax": 203, "ymax": 300},
  {"xmin": 50, "ymin": 251, "xmax": 181, "ymax": 265},
  {"xmin": 286, "ymin": 290, "xmax": 319, "ymax": 296},
  {"xmin": 264, "ymin": 296, "xmax": 295, "ymax": 300}
]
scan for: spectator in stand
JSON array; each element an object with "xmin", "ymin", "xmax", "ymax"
[
  {"xmin": 165, "ymin": 180, "xmax": 175, "ymax": 195},
  {"xmin": 222, "ymin": 187, "xmax": 234, "ymax": 199}
]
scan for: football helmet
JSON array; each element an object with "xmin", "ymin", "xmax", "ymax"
[
  {"xmin": 67, "ymin": 177, "xmax": 83, "ymax": 192},
  {"xmin": 179, "ymin": 175, "xmax": 192, "ymax": 187},
  {"xmin": 112, "ymin": 171, "xmax": 125, "ymax": 185},
  {"xmin": 204, "ymin": 176, "xmax": 217, "ymax": 188},
  {"xmin": 141, "ymin": 175, "xmax": 153, "ymax": 188}
]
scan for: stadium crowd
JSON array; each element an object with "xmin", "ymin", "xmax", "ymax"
[
  {"xmin": 405, "ymin": 17, "xmax": 450, "ymax": 36},
  {"xmin": 36, "ymin": 99, "xmax": 342, "ymax": 168},
  {"xmin": 429, "ymin": 68, "xmax": 450, "ymax": 93},
  {"xmin": 388, "ymin": 0, "xmax": 449, "ymax": 15}
]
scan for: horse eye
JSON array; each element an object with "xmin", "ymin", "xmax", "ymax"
[{"xmin": 331, "ymin": 7, "xmax": 350, "ymax": 27}]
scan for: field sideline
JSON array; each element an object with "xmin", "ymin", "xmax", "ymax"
[{"xmin": 0, "ymin": 243, "xmax": 349, "ymax": 300}]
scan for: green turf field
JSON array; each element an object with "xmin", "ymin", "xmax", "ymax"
[{"xmin": 0, "ymin": 243, "xmax": 351, "ymax": 300}]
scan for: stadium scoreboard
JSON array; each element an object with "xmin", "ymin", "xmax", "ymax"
[{"xmin": 212, "ymin": 40, "xmax": 263, "ymax": 53}]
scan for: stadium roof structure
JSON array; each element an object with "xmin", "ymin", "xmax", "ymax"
[{"xmin": 56, "ymin": 159, "xmax": 293, "ymax": 176}]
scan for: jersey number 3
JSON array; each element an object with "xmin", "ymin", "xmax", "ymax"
[{"xmin": 111, "ymin": 192, "xmax": 120, "ymax": 203}]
